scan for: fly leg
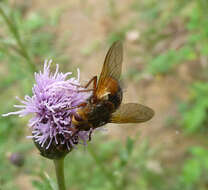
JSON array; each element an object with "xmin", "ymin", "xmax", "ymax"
[
  {"xmin": 65, "ymin": 102, "xmax": 87, "ymax": 110},
  {"xmin": 88, "ymin": 129, "xmax": 93, "ymax": 141},
  {"xmin": 77, "ymin": 76, "xmax": 97, "ymax": 95},
  {"xmin": 84, "ymin": 76, "xmax": 97, "ymax": 89},
  {"xmin": 69, "ymin": 76, "xmax": 97, "ymax": 93}
]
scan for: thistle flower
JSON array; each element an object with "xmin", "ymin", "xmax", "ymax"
[{"xmin": 3, "ymin": 60, "xmax": 92, "ymax": 159}]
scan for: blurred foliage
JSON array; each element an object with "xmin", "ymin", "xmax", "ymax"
[
  {"xmin": 179, "ymin": 147, "xmax": 208, "ymax": 190},
  {"xmin": 1, "ymin": 0, "xmax": 208, "ymax": 190},
  {"xmin": 146, "ymin": 47, "xmax": 195, "ymax": 75},
  {"xmin": 180, "ymin": 82, "xmax": 208, "ymax": 133},
  {"xmin": 30, "ymin": 136, "xmax": 165, "ymax": 190},
  {"xmin": 124, "ymin": 0, "xmax": 208, "ymax": 79}
]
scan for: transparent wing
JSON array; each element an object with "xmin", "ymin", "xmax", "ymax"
[
  {"xmin": 110, "ymin": 103, "xmax": 154, "ymax": 123},
  {"xmin": 96, "ymin": 41, "xmax": 123, "ymax": 96}
]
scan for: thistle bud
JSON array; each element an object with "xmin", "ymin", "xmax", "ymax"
[{"xmin": 8, "ymin": 152, "xmax": 25, "ymax": 167}]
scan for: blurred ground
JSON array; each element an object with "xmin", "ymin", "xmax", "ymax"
[
  {"xmin": 19, "ymin": 0, "xmax": 197, "ymax": 162},
  {"xmin": 21, "ymin": 0, "xmax": 196, "ymax": 164}
]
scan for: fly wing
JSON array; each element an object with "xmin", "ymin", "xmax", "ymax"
[
  {"xmin": 95, "ymin": 41, "xmax": 123, "ymax": 97},
  {"xmin": 110, "ymin": 103, "xmax": 154, "ymax": 123}
]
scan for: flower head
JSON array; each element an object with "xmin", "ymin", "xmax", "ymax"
[{"xmin": 3, "ymin": 60, "xmax": 92, "ymax": 159}]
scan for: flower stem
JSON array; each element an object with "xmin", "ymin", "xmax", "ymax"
[{"xmin": 53, "ymin": 158, "xmax": 66, "ymax": 190}]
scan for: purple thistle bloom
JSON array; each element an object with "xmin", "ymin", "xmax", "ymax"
[{"xmin": 3, "ymin": 60, "xmax": 92, "ymax": 159}]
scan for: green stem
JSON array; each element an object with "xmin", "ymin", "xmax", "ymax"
[
  {"xmin": 0, "ymin": 6, "xmax": 37, "ymax": 73},
  {"xmin": 88, "ymin": 145, "xmax": 119, "ymax": 190},
  {"xmin": 53, "ymin": 158, "xmax": 66, "ymax": 190}
]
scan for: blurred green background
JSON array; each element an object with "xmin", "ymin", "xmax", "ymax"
[{"xmin": 1, "ymin": 0, "xmax": 208, "ymax": 189}]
